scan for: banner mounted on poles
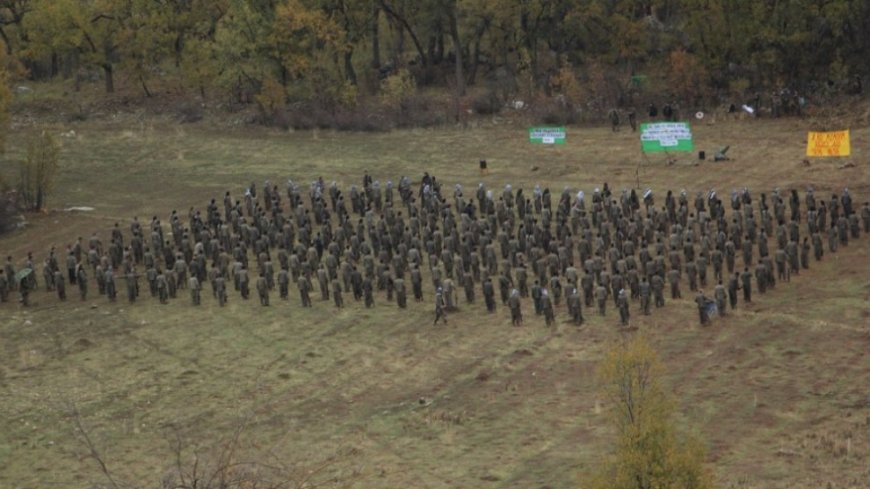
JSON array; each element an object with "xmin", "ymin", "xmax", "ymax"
[
  {"xmin": 529, "ymin": 127, "xmax": 566, "ymax": 145},
  {"xmin": 806, "ymin": 130, "xmax": 851, "ymax": 157},
  {"xmin": 640, "ymin": 122, "xmax": 694, "ymax": 152}
]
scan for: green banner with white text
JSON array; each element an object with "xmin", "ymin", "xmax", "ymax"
[
  {"xmin": 640, "ymin": 122, "xmax": 694, "ymax": 152},
  {"xmin": 529, "ymin": 127, "xmax": 566, "ymax": 144}
]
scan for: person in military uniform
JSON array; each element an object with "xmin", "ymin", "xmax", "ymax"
[
  {"xmin": 43, "ymin": 260, "xmax": 54, "ymax": 292},
  {"xmin": 363, "ymin": 276, "xmax": 374, "ymax": 308},
  {"xmin": 298, "ymin": 275, "xmax": 312, "ymax": 307},
  {"xmin": 567, "ymin": 287, "xmax": 583, "ymax": 325},
  {"xmin": 462, "ymin": 271, "xmax": 474, "ymax": 303},
  {"xmin": 754, "ymin": 263, "xmax": 767, "ymax": 295},
  {"xmin": 278, "ymin": 268, "xmax": 289, "ymax": 299},
  {"xmin": 531, "ymin": 280, "xmax": 543, "ymax": 315},
  {"xmin": 76, "ymin": 264, "xmax": 88, "ymax": 301},
  {"xmin": 434, "ymin": 288, "xmax": 448, "ymax": 325},
  {"xmin": 54, "ymin": 269, "xmax": 66, "ymax": 301},
  {"xmin": 411, "ymin": 265, "xmax": 424, "ymax": 302},
  {"xmin": 608, "ymin": 109, "xmax": 620, "ymax": 132},
  {"xmin": 256, "ymin": 272, "xmax": 269, "ymax": 306},
  {"xmin": 812, "ymin": 232, "xmax": 823, "ymax": 261},
  {"xmin": 714, "ymin": 280, "xmax": 726, "ymax": 317},
  {"xmin": 740, "ymin": 267, "xmax": 752, "ymax": 303},
  {"xmin": 67, "ymin": 250, "xmax": 77, "ymax": 285},
  {"xmin": 639, "ymin": 276, "xmax": 651, "ymax": 315},
  {"xmin": 166, "ymin": 268, "xmax": 177, "ymax": 299},
  {"xmin": 667, "ymin": 268, "xmax": 681, "ymax": 299},
  {"xmin": 105, "ymin": 267, "xmax": 117, "ymax": 301},
  {"xmin": 541, "ymin": 289, "xmax": 555, "ymax": 326},
  {"xmin": 508, "ymin": 288, "xmax": 522, "ymax": 326},
  {"xmin": 125, "ymin": 270, "xmax": 138, "ymax": 303},
  {"xmin": 800, "ymin": 237, "xmax": 810, "ymax": 269},
  {"xmin": 329, "ymin": 274, "xmax": 343, "ymax": 308},
  {"xmin": 317, "ymin": 265, "xmax": 330, "ymax": 301},
  {"xmin": 215, "ymin": 275, "xmax": 227, "ymax": 307},
  {"xmin": 239, "ymin": 267, "xmax": 250, "ymax": 300},
  {"xmin": 581, "ymin": 271, "xmax": 594, "ymax": 307},
  {"xmin": 727, "ymin": 272, "xmax": 740, "ymax": 310},
  {"xmin": 394, "ymin": 277, "xmax": 406, "ymax": 308},
  {"xmin": 596, "ymin": 283, "xmax": 608, "ymax": 316},
  {"xmin": 695, "ymin": 290, "xmax": 710, "ymax": 326},
  {"xmin": 442, "ymin": 277, "xmax": 456, "ymax": 311},
  {"xmin": 19, "ymin": 274, "xmax": 31, "ymax": 306},
  {"xmin": 156, "ymin": 269, "xmax": 168, "ymax": 304},
  {"xmin": 189, "ymin": 275, "xmax": 201, "ymax": 305},
  {"xmin": 146, "ymin": 265, "xmax": 158, "ymax": 297},
  {"xmin": 617, "ymin": 289, "xmax": 630, "ymax": 326},
  {"xmin": 651, "ymin": 273, "xmax": 665, "ymax": 308},
  {"xmin": 482, "ymin": 278, "xmax": 495, "ymax": 313}
]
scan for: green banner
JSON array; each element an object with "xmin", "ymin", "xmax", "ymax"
[
  {"xmin": 640, "ymin": 122, "xmax": 694, "ymax": 152},
  {"xmin": 529, "ymin": 127, "xmax": 566, "ymax": 145}
]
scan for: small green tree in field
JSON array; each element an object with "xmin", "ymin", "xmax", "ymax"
[
  {"xmin": 589, "ymin": 336, "xmax": 712, "ymax": 489},
  {"xmin": 18, "ymin": 131, "xmax": 60, "ymax": 212}
]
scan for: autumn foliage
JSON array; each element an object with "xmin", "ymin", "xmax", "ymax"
[{"xmin": 588, "ymin": 336, "xmax": 712, "ymax": 489}]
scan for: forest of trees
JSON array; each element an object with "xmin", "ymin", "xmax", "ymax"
[{"xmin": 1, "ymin": 0, "xmax": 868, "ymax": 126}]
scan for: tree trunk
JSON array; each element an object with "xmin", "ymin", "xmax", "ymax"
[
  {"xmin": 371, "ymin": 5, "xmax": 381, "ymax": 70},
  {"xmin": 467, "ymin": 20, "xmax": 489, "ymax": 86},
  {"xmin": 140, "ymin": 75, "xmax": 153, "ymax": 98},
  {"xmin": 344, "ymin": 49, "xmax": 357, "ymax": 85},
  {"xmin": 0, "ymin": 27, "xmax": 12, "ymax": 55},
  {"xmin": 103, "ymin": 63, "xmax": 114, "ymax": 93},
  {"xmin": 447, "ymin": 11, "xmax": 464, "ymax": 97},
  {"xmin": 51, "ymin": 52, "xmax": 59, "ymax": 78},
  {"xmin": 379, "ymin": 0, "xmax": 428, "ymax": 66},
  {"xmin": 36, "ymin": 186, "xmax": 44, "ymax": 212}
]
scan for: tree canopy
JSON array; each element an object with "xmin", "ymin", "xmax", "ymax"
[
  {"xmin": 590, "ymin": 335, "xmax": 711, "ymax": 489},
  {"xmin": 1, "ymin": 0, "xmax": 867, "ymax": 111}
]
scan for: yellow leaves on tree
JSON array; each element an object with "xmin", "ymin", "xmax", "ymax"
[
  {"xmin": 380, "ymin": 68, "xmax": 416, "ymax": 113},
  {"xmin": 588, "ymin": 336, "xmax": 712, "ymax": 489},
  {"xmin": 550, "ymin": 65, "xmax": 584, "ymax": 109},
  {"xmin": 271, "ymin": 0, "xmax": 345, "ymax": 81}
]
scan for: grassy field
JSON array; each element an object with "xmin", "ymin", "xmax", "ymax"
[{"xmin": 0, "ymin": 115, "xmax": 868, "ymax": 489}]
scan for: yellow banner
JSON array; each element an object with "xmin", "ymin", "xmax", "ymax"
[{"xmin": 806, "ymin": 130, "xmax": 851, "ymax": 157}]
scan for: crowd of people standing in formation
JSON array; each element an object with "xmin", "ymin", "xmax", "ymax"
[{"xmin": 1, "ymin": 172, "xmax": 868, "ymax": 328}]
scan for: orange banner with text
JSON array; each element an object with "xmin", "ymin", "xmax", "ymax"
[{"xmin": 806, "ymin": 130, "xmax": 851, "ymax": 157}]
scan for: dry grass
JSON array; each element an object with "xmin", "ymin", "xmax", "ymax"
[{"xmin": 0, "ymin": 116, "xmax": 868, "ymax": 488}]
